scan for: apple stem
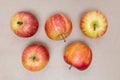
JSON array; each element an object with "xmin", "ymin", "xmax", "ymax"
[
  {"xmin": 17, "ymin": 21, "xmax": 23, "ymax": 25},
  {"xmin": 94, "ymin": 24, "xmax": 97, "ymax": 31},
  {"xmin": 60, "ymin": 34, "xmax": 66, "ymax": 42},
  {"xmin": 33, "ymin": 56, "xmax": 36, "ymax": 60},
  {"xmin": 69, "ymin": 65, "xmax": 72, "ymax": 70}
]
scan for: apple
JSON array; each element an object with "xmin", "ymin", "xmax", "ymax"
[
  {"xmin": 45, "ymin": 13, "xmax": 72, "ymax": 42},
  {"xmin": 10, "ymin": 11, "xmax": 39, "ymax": 37},
  {"xmin": 22, "ymin": 44, "xmax": 49, "ymax": 72},
  {"xmin": 64, "ymin": 42, "xmax": 92, "ymax": 71},
  {"xmin": 80, "ymin": 10, "xmax": 108, "ymax": 38}
]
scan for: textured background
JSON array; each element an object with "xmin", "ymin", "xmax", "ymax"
[{"xmin": 0, "ymin": 0, "xmax": 120, "ymax": 80}]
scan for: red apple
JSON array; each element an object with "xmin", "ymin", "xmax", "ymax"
[
  {"xmin": 64, "ymin": 42, "xmax": 92, "ymax": 71},
  {"xmin": 22, "ymin": 44, "xmax": 49, "ymax": 72},
  {"xmin": 80, "ymin": 10, "xmax": 108, "ymax": 38},
  {"xmin": 45, "ymin": 13, "xmax": 72, "ymax": 42},
  {"xmin": 10, "ymin": 11, "xmax": 39, "ymax": 37}
]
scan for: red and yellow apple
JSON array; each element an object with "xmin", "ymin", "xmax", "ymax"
[
  {"xmin": 64, "ymin": 42, "xmax": 92, "ymax": 71},
  {"xmin": 10, "ymin": 11, "xmax": 39, "ymax": 37},
  {"xmin": 80, "ymin": 10, "xmax": 108, "ymax": 38},
  {"xmin": 45, "ymin": 13, "xmax": 72, "ymax": 42},
  {"xmin": 22, "ymin": 44, "xmax": 49, "ymax": 72}
]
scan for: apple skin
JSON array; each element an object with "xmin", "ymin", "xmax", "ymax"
[
  {"xmin": 64, "ymin": 42, "xmax": 92, "ymax": 71},
  {"xmin": 45, "ymin": 13, "xmax": 72, "ymax": 42},
  {"xmin": 22, "ymin": 44, "xmax": 49, "ymax": 72},
  {"xmin": 10, "ymin": 11, "xmax": 39, "ymax": 38},
  {"xmin": 80, "ymin": 10, "xmax": 108, "ymax": 38}
]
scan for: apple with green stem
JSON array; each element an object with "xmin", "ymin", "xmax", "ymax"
[
  {"xmin": 10, "ymin": 11, "xmax": 39, "ymax": 37},
  {"xmin": 45, "ymin": 13, "xmax": 72, "ymax": 42},
  {"xmin": 22, "ymin": 44, "xmax": 49, "ymax": 72},
  {"xmin": 64, "ymin": 42, "xmax": 92, "ymax": 71},
  {"xmin": 80, "ymin": 10, "xmax": 108, "ymax": 38}
]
